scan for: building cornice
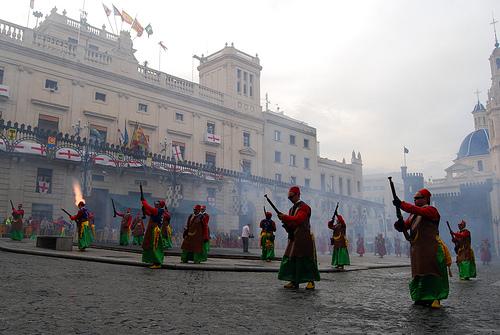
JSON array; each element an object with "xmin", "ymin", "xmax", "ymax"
[
  {"xmin": 83, "ymin": 110, "xmax": 117, "ymax": 121},
  {"xmin": 167, "ymin": 129, "xmax": 192, "ymax": 138},
  {"xmin": 31, "ymin": 98, "xmax": 69, "ymax": 111}
]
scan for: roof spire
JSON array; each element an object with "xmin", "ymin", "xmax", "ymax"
[
  {"xmin": 474, "ymin": 89, "xmax": 481, "ymax": 103},
  {"xmin": 491, "ymin": 13, "xmax": 499, "ymax": 48}
]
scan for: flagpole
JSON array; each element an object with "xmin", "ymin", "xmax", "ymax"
[
  {"xmin": 159, "ymin": 44, "xmax": 161, "ymax": 72},
  {"xmin": 129, "ymin": 14, "xmax": 137, "ymax": 34},
  {"xmin": 403, "ymin": 146, "xmax": 407, "ymax": 167},
  {"xmin": 26, "ymin": 2, "xmax": 31, "ymax": 27},
  {"xmin": 106, "ymin": 15, "xmax": 115, "ymax": 34},
  {"xmin": 113, "ymin": 14, "xmax": 118, "ymax": 33}
]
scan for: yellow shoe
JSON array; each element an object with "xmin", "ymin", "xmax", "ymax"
[
  {"xmin": 305, "ymin": 282, "xmax": 315, "ymax": 290},
  {"xmin": 284, "ymin": 282, "xmax": 298, "ymax": 289},
  {"xmin": 431, "ymin": 300, "xmax": 441, "ymax": 309},
  {"xmin": 149, "ymin": 264, "xmax": 161, "ymax": 269}
]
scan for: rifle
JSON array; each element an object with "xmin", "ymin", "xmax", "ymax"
[
  {"xmin": 388, "ymin": 177, "xmax": 411, "ymax": 241},
  {"xmin": 331, "ymin": 202, "xmax": 339, "ymax": 221},
  {"xmin": 139, "ymin": 183, "xmax": 146, "ymax": 219},
  {"xmin": 61, "ymin": 208, "xmax": 72, "ymax": 218},
  {"xmin": 446, "ymin": 221, "xmax": 459, "ymax": 254},
  {"xmin": 263, "ymin": 206, "xmax": 266, "ymax": 216},
  {"xmin": 111, "ymin": 198, "xmax": 117, "ymax": 218},
  {"xmin": 264, "ymin": 194, "xmax": 294, "ymax": 240},
  {"xmin": 9, "ymin": 200, "xmax": 15, "ymax": 211}
]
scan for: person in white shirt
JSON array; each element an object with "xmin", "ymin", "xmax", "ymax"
[{"xmin": 241, "ymin": 224, "xmax": 251, "ymax": 252}]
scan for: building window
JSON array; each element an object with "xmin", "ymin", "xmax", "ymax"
[
  {"xmin": 274, "ymin": 151, "xmax": 281, "ymax": 163},
  {"xmin": 243, "ymin": 132, "xmax": 250, "ymax": 147},
  {"xmin": 330, "ymin": 176, "xmax": 335, "ymax": 193},
  {"xmin": 291, "ymin": 176, "xmax": 297, "ymax": 185},
  {"xmin": 207, "ymin": 187, "xmax": 216, "ymax": 205},
  {"xmin": 321, "ymin": 174, "xmax": 326, "ymax": 192},
  {"xmin": 206, "ymin": 152, "xmax": 216, "ymax": 168},
  {"xmin": 138, "ymin": 103, "xmax": 148, "ymax": 113},
  {"xmin": 68, "ymin": 37, "xmax": 78, "ymax": 44},
  {"xmin": 357, "ymin": 181, "xmax": 361, "ymax": 193},
  {"xmin": 478, "ymin": 160, "xmax": 484, "ymax": 171},
  {"xmin": 172, "ymin": 141, "xmax": 185, "ymax": 160},
  {"xmin": 37, "ymin": 114, "xmax": 59, "ymax": 133},
  {"xmin": 274, "ymin": 130, "xmax": 281, "ymax": 141},
  {"xmin": 36, "ymin": 168, "xmax": 52, "ymax": 194},
  {"xmin": 275, "ymin": 173, "xmax": 282, "ymax": 182},
  {"xmin": 237, "ymin": 69, "xmax": 241, "ymax": 79},
  {"xmin": 32, "ymin": 203, "xmax": 53, "ymax": 221},
  {"xmin": 249, "ymin": 86, "xmax": 253, "ymax": 97},
  {"xmin": 242, "ymin": 159, "xmax": 251, "ymax": 174},
  {"xmin": 45, "ymin": 79, "xmax": 58, "ymax": 91},
  {"xmin": 175, "ymin": 112, "xmax": 184, "ymax": 122},
  {"xmin": 304, "ymin": 138, "xmax": 309, "ymax": 149},
  {"xmin": 305, "ymin": 178, "xmax": 311, "ymax": 188},
  {"xmin": 92, "ymin": 174, "xmax": 105, "ymax": 182},
  {"xmin": 236, "ymin": 69, "xmax": 242, "ymax": 94},
  {"xmin": 497, "ymin": 58, "xmax": 500, "ymax": 69},
  {"xmin": 347, "ymin": 179, "xmax": 352, "ymax": 196},
  {"xmin": 89, "ymin": 124, "xmax": 107, "ymax": 145},
  {"xmin": 0, "ymin": 68, "xmax": 3, "ymax": 84},
  {"xmin": 95, "ymin": 92, "xmax": 106, "ymax": 102},
  {"xmin": 304, "ymin": 157, "xmax": 310, "ymax": 169},
  {"xmin": 88, "ymin": 44, "xmax": 99, "ymax": 51},
  {"xmin": 289, "ymin": 154, "xmax": 296, "ymax": 166},
  {"xmin": 237, "ymin": 82, "xmax": 241, "ymax": 93},
  {"xmin": 243, "ymin": 84, "xmax": 247, "ymax": 95},
  {"xmin": 289, "ymin": 135, "xmax": 296, "ymax": 145},
  {"xmin": 207, "ymin": 122, "xmax": 215, "ymax": 135},
  {"xmin": 339, "ymin": 177, "xmax": 344, "ymax": 195}
]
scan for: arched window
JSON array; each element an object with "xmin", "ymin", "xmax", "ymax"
[{"xmin": 496, "ymin": 58, "xmax": 500, "ymax": 69}]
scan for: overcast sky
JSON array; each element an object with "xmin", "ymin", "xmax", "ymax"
[{"xmin": 3, "ymin": 0, "xmax": 500, "ymax": 179}]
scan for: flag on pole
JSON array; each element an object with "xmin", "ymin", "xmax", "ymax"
[
  {"xmin": 403, "ymin": 147, "xmax": 409, "ymax": 154},
  {"xmin": 172, "ymin": 145, "xmax": 183, "ymax": 161},
  {"xmin": 112, "ymin": 4, "xmax": 122, "ymax": 17},
  {"xmin": 159, "ymin": 41, "xmax": 168, "ymax": 51},
  {"xmin": 131, "ymin": 18, "xmax": 144, "ymax": 37},
  {"xmin": 123, "ymin": 120, "xmax": 129, "ymax": 146},
  {"xmin": 30, "ymin": 0, "xmax": 34, "ymax": 9},
  {"xmin": 130, "ymin": 125, "xmax": 148, "ymax": 151},
  {"xmin": 121, "ymin": 10, "xmax": 134, "ymax": 24},
  {"xmin": 102, "ymin": 3, "xmax": 111, "ymax": 17},
  {"xmin": 145, "ymin": 24, "xmax": 153, "ymax": 38}
]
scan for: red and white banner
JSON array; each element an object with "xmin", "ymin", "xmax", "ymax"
[
  {"xmin": 55, "ymin": 147, "xmax": 82, "ymax": 162},
  {"xmin": 93, "ymin": 154, "xmax": 118, "ymax": 167},
  {"xmin": 205, "ymin": 133, "xmax": 221, "ymax": 144},
  {"xmin": 37, "ymin": 180, "xmax": 50, "ymax": 194},
  {"xmin": 0, "ymin": 138, "xmax": 7, "ymax": 151},
  {"xmin": 126, "ymin": 159, "xmax": 143, "ymax": 168},
  {"xmin": 13, "ymin": 140, "xmax": 47, "ymax": 156}
]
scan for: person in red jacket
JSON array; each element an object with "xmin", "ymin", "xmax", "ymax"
[
  {"xmin": 116, "ymin": 208, "xmax": 132, "ymax": 246},
  {"xmin": 393, "ymin": 188, "xmax": 448, "ymax": 308},
  {"xmin": 141, "ymin": 199, "xmax": 169, "ymax": 269},
  {"xmin": 181, "ymin": 205, "xmax": 204, "ymax": 264},
  {"xmin": 356, "ymin": 234, "xmax": 365, "ymax": 257},
  {"xmin": 259, "ymin": 211, "xmax": 276, "ymax": 261},
  {"xmin": 452, "ymin": 220, "xmax": 477, "ymax": 280},
  {"xmin": 200, "ymin": 205, "xmax": 210, "ymax": 262},
  {"xmin": 10, "ymin": 204, "xmax": 24, "ymax": 241},
  {"xmin": 277, "ymin": 186, "xmax": 320, "ymax": 290},
  {"xmin": 131, "ymin": 212, "xmax": 145, "ymax": 246},
  {"xmin": 69, "ymin": 201, "xmax": 93, "ymax": 251},
  {"xmin": 328, "ymin": 213, "xmax": 350, "ymax": 269}
]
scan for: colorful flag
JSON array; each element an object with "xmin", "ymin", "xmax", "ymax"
[
  {"xmin": 102, "ymin": 3, "xmax": 111, "ymax": 17},
  {"xmin": 130, "ymin": 125, "xmax": 148, "ymax": 151},
  {"xmin": 172, "ymin": 145, "xmax": 183, "ymax": 161},
  {"xmin": 159, "ymin": 41, "xmax": 168, "ymax": 51},
  {"xmin": 123, "ymin": 120, "xmax": 129, "ymax": 146},
  {"xmin": 30, "ymin": 0, "xmax": 34, "ymax": 9},
  {"xmin": 404, "ymin": 146, "xmax": 409, "ymax": 154},
  {"xmin": 145, "ymin": 24, "xmax": 153, "ymax": 38},
  {"xmin": 112, "ymin": 4, "xmax": 121, "ymax": 17},
  {"xmin": 121, "ymin": 10, "xmax": 134, "ymax": 24},
  {"xmin": 131, "ymin": 19, "xmax": 144, "ymax": 37}
]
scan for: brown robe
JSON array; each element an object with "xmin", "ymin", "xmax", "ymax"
[
  {"xmin": 181, "ymin": 214, "xmax": 204, "ymax": 253},
  {"xmin": 328, "ymin": 220, "xmax": 347, "ymax": 249},
  {"xmin": 283, "ymin": 201, "xmax": 315, "ymax": 259},
  {"xmin": 408, "ymin": 214, "xmax": 440, "ymax": 278},
  {"xmin": 456, "ymin": 229, "xmax": 474, "ymax": 263}
]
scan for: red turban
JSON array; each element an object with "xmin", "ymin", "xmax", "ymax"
[
  {"xmin": 336, "ymin": 215, "xmax": 345, "ymax": 225},
  {"xmin": 459, "ymin": 220, "xmax": 467, "ymax": 227},
  {"xmin": 418, "ymin": 188, "xmax": 431, "ymax": 199},
  {"xmin": 289, "ymin": 186, "xmax": 300, "ymax": 195},
  {"xmin": 265, "ymin": 211, "xmax": 272, "ymax": 218},
  {"xmin": 201, "ymin": 205, "xmax": 206, "ymax": 210},
  {"xmin": 78, "ymin": 201, "xmax": 85, "ymax": 207},
  {"xmin": 158, "ymin": 200, "xmax": 166, "ymax": 208},
  {"xmin": 194, "ymin": 204, "xmax": 201, "ymax": 211}
]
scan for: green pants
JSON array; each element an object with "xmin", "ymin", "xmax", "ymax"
[
  {"xmin": 332, "ymin": 247, "xmax": 350, "ymax": 266},
  {"xmin": 119, "ymin": 232, "xmax": 130, "ymax": 246},
  {"xmin": 458, "ymin": 260, "xmax": 477, "ymax": 280},
  {"xmin": 278, "ymin": 256, "xmax": 321, "ymax": 284},
  {"xmin": 133, "ymin": 235, "xmax": 144, "ymax": 245},
  {"xmin": 10, "ymin": 229, "xmax": 23, "ymax": 241},
  {"xmin": 181, "ymin": 250, "xmax": 204, "ymax": 264}
]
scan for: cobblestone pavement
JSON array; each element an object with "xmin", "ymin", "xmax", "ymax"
[{"xmin": 0, "ymin": 251, "xmax": 499, "ymax": 334}]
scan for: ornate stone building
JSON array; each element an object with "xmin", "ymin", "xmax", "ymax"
[{"xmin": 0, "ymin": 9, "xmax": 383, "ymax": 237}]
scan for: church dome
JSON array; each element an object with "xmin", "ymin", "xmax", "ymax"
[
  {"xmin": 472, "ymin": 101, "xmax": 486, "ymax": 113},
  {"xmin": 457, "ymin": 129, "xmax": 490, "ymax": 159}
]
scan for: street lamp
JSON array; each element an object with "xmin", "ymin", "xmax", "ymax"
[{"xmin": 32, "ymin": 11, "xmax": 43, "ymax": 28}]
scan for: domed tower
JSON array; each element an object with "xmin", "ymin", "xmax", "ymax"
[{"xmin": 472, "ymin": 99, "xmax": 488, "ymax": 130}]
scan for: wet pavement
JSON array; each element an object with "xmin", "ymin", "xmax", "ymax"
[{"xmin": 0, "ymin": 250, "xmax": 498, "ymax": 334}]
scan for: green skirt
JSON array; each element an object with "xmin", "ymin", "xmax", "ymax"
[
  {"xmin": 278, "ymin": 255, "xmax": 321, "ymax": 284},
  {"xmin": 10, "ymin": 229, "xmax": 23, "ymax": 241},
  {"xmin": 181, "ymin": 250, "xmax": 204, "ymax": 264},
  {"xmin": 119, "ymin": 232, "xmax": 130, "ymax": 246},
  {"xmin": 163, "ymin": 235, "xmax": 173, "ymax": 249},
  {"xmin": 458, "ymin": 260, "xmax": 477, "ymax": 280},
  {"xmin": 332, "ymin": 247, "xmax": 350, "ymax": 266},
  {"xmin": 78, "ymin": 225, "xmax": 93, "ymax": 250},
  {"xmin": 30, "ymin": 232, "xmax": 37, "ymax": 240},
  {"xmin": 142, "ymin": 241, "xmax": 164, "ymax": 265},
  {"xmin": 133, "ymin": 235, "xmax": 144, "ymax": 245},
  {"xmin": 409, "ymin": 244, "xmax": 449, "ymax": 302},
  {"xmin": 201, "ymin": 241, "xmax": 210, "ymax": 262},
  {"xmin": 261, "ymin": 235, "xmax": 275, "ymax": 260}
]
